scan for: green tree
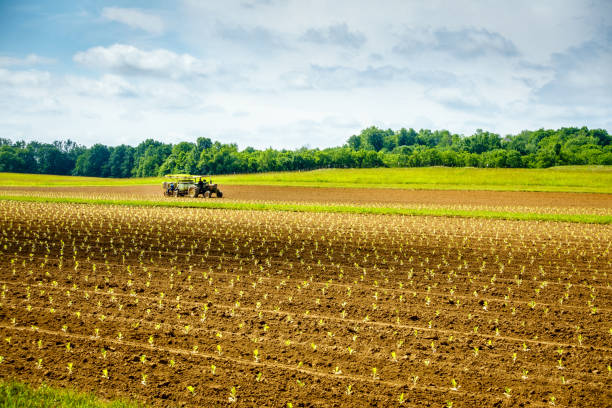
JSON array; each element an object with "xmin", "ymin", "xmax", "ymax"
[
  {"xmin": 72, "ymin": 144, "xmax": 111, "ymax": 177},
  {"xmin": 360, "ymin": 127, "xmax": 385, "ymax": 151}
]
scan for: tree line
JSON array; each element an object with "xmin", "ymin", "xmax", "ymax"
[{"xmin": 0, "ymin": 126, "xmax": 610, "ymax": 177}]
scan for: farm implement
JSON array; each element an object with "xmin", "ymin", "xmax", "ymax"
[{"xmin": 163, "ymin": 174, "xmax": 223, "ymax": 198}]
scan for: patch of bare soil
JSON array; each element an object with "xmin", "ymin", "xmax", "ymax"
[{"xmin": 0, "ymin": 201, "xmax": 610, "ymax": 407}]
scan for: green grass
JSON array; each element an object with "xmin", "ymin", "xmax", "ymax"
[
  {"xmin": 0, "ymin": 380, "xmax": 143, "ymax": 408},
  {"xmin": 0, "ymin": 173, "xmax": 160, "ymax": 187},
  {"xmin": 213, "ymin": 166, "xmax": 612, "ymax": 193},
  {"xmin": 1, "ymin": 194, "xmax": 609, "ymax": 224},
  {"xmin": 1, "ymin": 166, "xmax": 611, "ymax": 193}
]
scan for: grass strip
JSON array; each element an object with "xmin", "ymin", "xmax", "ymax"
[
  {"xmin": 214, "ymin": 167, "xmax": 612, "ymax": 193},
  {"xmin": 0, "ymin": 195, "xmax": 609, "ymax": 224},
  {"xmin": 0, "ymin": 379, "xmax": 143, "ymax": 408}
]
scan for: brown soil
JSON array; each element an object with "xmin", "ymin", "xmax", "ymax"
[
  {"xmin": 0, "ymin": 201, "xmax": 610, "ymax": 407},
  {"xmin": 4, "ymin": 184, "xmax": 612, "ymax": 209}
]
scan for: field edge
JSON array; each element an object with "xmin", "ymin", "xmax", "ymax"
[
  {"xmin": 1, "ymin": 166, "xmax": 611, "ymax": 194},
  {"xmin": 1, "ymin": 194, "xmax": 609, "ymax": 224}
]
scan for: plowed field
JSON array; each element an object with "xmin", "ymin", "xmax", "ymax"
[
  {"xmin": 0, "ymin": 200, "xmax": 610, "ymax": 407},
  {"xmin": 4, "ymin": 184, "xmax": 612, "ymax": 210}
]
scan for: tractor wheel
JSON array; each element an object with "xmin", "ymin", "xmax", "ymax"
[
  {"xmin": 188, "ymin": 187, "xmax": 197, "ymax": 198},
  {"xmin": 216, "ymin": 191, "xmax": 223, "ymax": 198}
]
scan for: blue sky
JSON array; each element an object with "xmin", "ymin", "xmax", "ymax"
[{"xmin": 1, "ymin": 0, "xmax": 611, "ymax": 149}]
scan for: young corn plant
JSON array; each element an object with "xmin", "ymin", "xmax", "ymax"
[
  {"xmin": 253, "ymin": 348, "xmax": 259, "ymax": 362},
  {"xmin": 391, "ymin": 351, "xmax": 398, "ymax": 362},
  {"xmin": 371, "ymin": 367, "xmax": 379, "ymax": 380},
  {"xmin": 228, "ymin": 386, "xmax": 237, "ymax": 403}
]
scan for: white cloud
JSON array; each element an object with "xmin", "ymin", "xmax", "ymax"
[
  {"xmin": 301, "ymin": 24, "xmax": 366, "ymax": 49},
  {"xmin": 394, "ymin": 27, "xmax": 519, "ymax": 59},
  {"xmin": 102, "ymin": 7, "xmax": 165, "ymax": 35},
  {"xmin": 66, "ymin": 74, "xmax": 137, "ymax": 98},
  {"xmin": 1, "ymin": 0, "xmax": 610, "ymax": 148},
  {"xmin": 0, "ymin": 69, "xmax": 51, "ymax": 86},
  {"xmin": 534, "ymin": 28, "xmax": 612, "ymax": 106},
  {"xmin": 73, "ymin": 44, "xmax": 214, "ymax": 79},
  {"xmin": 0, "ymin": 54, "xmax": 55, "ymax": 67}
]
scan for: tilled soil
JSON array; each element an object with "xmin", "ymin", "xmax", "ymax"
[
  {"xmin": 0, "ymin": 201, "xmax": 610, "ymax": 407},
  {"xmin": 4, "ymin": 184, "xmax": 612, "ymax": 209}
]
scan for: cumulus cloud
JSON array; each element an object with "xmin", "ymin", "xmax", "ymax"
[
  {"xmin": 66, "ymin": 74, "xmax": 137, "ymax": 98},
  {"xmin": 216, "ymin": 24, "xmax": 288, "ymax": 53},
  {"xmin": 427, "ymin": 86, "xmax": 499, "ymax": 112},
  {"xmin": 282, "ymin": 65, "xmax": 411, "ymax": 90},
  {"xmin": 1, "ymin": 0, "xmax": 610, "ymax": 147},
  {"xmin": 0, "ymin": 69, "xmax": 51, "ymax": 86},
  {"xmin": 535, "ymin": 27, "xmax": 612, "ymax": 106},
  {"xmin": 394, "ymin": 27, "xmax": 519, "ymax": 59},
  {"xmin": 301, "ymin": 23, "xmax": 366, "ymax": 49},
  {"xmin": 281, "ymin": 64, "xmax": 459, "ymax": 91},
  {"xmin": 73, "ymin": 44, "xmax": 213, "ymax": 79},
  {"xmin": 0, "ymin": 54, "xmax": 55, "ymax": 67},
  {"xmin": 102, "ymin": 7, "xmax": 165, "ymax": 35}
]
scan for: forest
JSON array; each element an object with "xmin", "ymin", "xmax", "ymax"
[{"xmin": 0, "ymin": 126, "xmax": 610, "ymax": 177}]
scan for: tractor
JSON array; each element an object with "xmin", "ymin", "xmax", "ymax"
[{"xmin": 162, "ymin": 174, "xmax": 223, "ymax": 198}]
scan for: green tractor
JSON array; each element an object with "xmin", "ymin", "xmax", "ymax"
[{"xmin": 163, "ymin": 174, "xmax": 223, "ymax": 198}]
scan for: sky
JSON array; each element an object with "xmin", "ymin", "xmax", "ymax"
[{"xmin": 0, "ymin": 0, "xmax": 611, "ymax": 149}]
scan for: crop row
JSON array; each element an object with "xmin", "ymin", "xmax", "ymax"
[{"xmin": 0, "ymin": 200, "xmax": 610, "ymax": 407}]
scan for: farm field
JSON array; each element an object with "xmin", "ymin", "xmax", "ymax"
[
  {"xmin": 1, "ymin": 184, "xmax": 611, "ymax": 225},
  {"xmin": 0, "ymin": 200, "xmax": 610, "ymax": 407},
  {"xmin": 1, "ymin": 166, "xmax": 611, "ymax": 193},
  {"xmin": 3, "ymin": 184, "xmax": 612, "ymax": 211}
]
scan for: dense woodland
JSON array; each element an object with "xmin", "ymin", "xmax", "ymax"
[{"xmin": 0, "ymin": 126, "xmax": 610, "ymax": 177}]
